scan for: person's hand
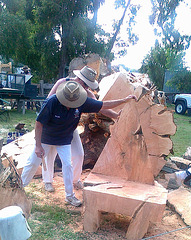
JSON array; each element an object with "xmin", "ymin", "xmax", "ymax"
[
  {"xmin": 124, "ymin": 95, "xmax": 138, "ymax": 102},
  {"xmin": 128, "ymin": 95, "xmax": 138, "ymax": 101},
  {"xmin": 35, "ymin": 145, "xmax": 45, "ymax": 158}
]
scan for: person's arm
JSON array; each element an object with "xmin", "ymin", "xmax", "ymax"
[
  {"xmin": 101, "ymin": 95, "xmax": 137, "ymax": 110},
  {"xmin": 87, "ymin": 89, "xmax": 121, "ymax": 119},
  {"xmin": 48, "ymin": 78, "xmax": 66, "ymax": 97},
  {"xmin": 35, "ymin": 121, "xmax": 45, "ymax": 158},
  {"xmin": 99, "ymin": 109, "xmax": 120, "ymax": 119}
]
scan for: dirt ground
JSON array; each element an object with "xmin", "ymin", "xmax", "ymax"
[{"xmin": 25, "ymin": 169, "xmax": 191, "ymax": 240}]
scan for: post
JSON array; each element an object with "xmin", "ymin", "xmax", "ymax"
[{"xmin": 39, "ymin": 80, "xmax": 44, "ymax": 97}]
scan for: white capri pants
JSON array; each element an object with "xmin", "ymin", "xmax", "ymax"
[
  {"xmin": 21, "ymin": 144, "xmax": 74, "ymax": 198},
  {"xmin": 42, "ymin": 129, "xmax": 84, "ymax": 184}
]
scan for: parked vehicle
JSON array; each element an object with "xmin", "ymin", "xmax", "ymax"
[{"xmin": 174, "ymin": 94, "xmax": 191, "ymax": 115}]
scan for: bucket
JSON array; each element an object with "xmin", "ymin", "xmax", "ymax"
[{"xmin": 0, "ymin": 206, "xmax": 31, "ymax": 240}]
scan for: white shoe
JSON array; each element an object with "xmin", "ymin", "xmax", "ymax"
[
  {"xmin": 44, "ymin": 183, "xmax": 55, "ymax": 192},
  {"xmin": 73, "ymin": 181, "xmax": 83, "ymax": 190},
  {"xmin": 65, "ymin": 196, "xmax": 82, "ymax": 207}
]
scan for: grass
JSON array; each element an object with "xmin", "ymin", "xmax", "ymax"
[
  {"xmin": 167, "ymin": 105, "xmax": 191, "ymax": 157},
  {"xmin": 24, "ymin": 182, "xmax": 92, "ymax": 240},
  {"xmin": 171, "ymin": 114, "xmax": 191, "ymax": 156},
  {"xmin": 28, "ymin": 204, "xmax": 84, "ymax": 240},
  {"xmin": 0, "ymin": 109, "xmax": 37, "ymax": 144}
]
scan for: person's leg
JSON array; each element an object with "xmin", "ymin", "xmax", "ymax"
[
  {"xmin": 56, "ymin": 144, "xmax": 81, "ymax": 207},
  {"xmin": 42, "ymin": 145, "xmax": 57, "ymax": 192},
  {"xmin": 56, "ymin": 145, "xmax": 73, "ymax": 197},
  {"xmin": 71, "ymin": 129, "xmax": 84, "ymax": 188},
  {"xmin": 21, "ymin": 144, "xmax": 51, "ymax": 186}
]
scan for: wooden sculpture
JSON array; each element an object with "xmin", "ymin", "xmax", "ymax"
[{"xmin": 83, "ymin": 72, "xmax": 176, "ymax": 240}]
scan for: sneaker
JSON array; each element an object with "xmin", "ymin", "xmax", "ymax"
[
  {"xmin": 73, "ymin": 180, "xmax": 84, "ymax": 190},
  {"xmin": 65, "ymin": 196, "xmax": 82, "ymax": 207},
  {"xmin": 44, "ymin": 183, "xmax": 55, "ymax": 192}
]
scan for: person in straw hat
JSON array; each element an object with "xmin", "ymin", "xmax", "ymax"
[
  {"xmin": 21, "ymin": 80, "xmax": 137, "ymax": 207},
  {"xmin": 21, "ymin": 65, "xmax": 31, "ymax": 75},
  {"xmin": 42, "ymin": 66, "xmax": 122, "ymax": 193}
]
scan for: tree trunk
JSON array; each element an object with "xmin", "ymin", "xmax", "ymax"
[
  {"xmin": 59, "ymin": 26, "xmax": 70, "ymax": 78},
  {"xmin": 104, "ymin": 0, "xmax": 131, "ymax": 60}
]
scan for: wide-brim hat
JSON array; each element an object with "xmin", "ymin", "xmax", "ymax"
[
  {"xmin": 73, "ymin": 66, "xmax": 99, "ymax": 90},
  {"xmin": 56, "ymin": 81, "xmax": 87, "ymax": 108}
]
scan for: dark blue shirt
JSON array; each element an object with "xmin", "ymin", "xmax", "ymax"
[{"xmin": 36, "ymin": 94, "xmax": 103, "ymax": 145}]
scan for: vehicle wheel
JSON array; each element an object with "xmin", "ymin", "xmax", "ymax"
[{"xmin": 175, "ymin": 101, "xmax": 187, "ymax": 115}]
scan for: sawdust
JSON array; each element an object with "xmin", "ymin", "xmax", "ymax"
[{"xmin": 25, "ymin": 170, "xmax": 191, "ymax": 240}]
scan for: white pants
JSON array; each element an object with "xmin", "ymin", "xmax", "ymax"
[
  {"xmin": 21, "ymin": 144, "xmax": 74, "ymax": 197},
  {"xmin": 42, "ymin": 129, "xmax": 84, "ymax": 184}
]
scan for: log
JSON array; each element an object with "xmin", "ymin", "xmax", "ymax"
[
  {"xmin": 81, "ymin": 124, "xmax": 109, "ymax": 168},
  {"xmin": 80, "ymin": 73, "xmax": 176, "ymax": 176},
  {"xmin": 1, "ymin": 130, "xmax": 42, "ymax": 177},
  {"xmin": 80, "ymin": 112, "xmax": 114, "ymax": 168},
  {"xmin": 0, "ymin": 142, "xmax": 32, "ymax": 219},
  {"xmin": 83, "ymin": 72, "xmax": 175, "ymax": 239},
  {"xmin": 91, "ymin": 78, "xmax": 176, "ymax": 184}
]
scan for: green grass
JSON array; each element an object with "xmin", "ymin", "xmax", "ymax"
[
  {"xmin": 170, "ymin": 111, "xmax": 191, "ymax": 157},
  {"xmin": 0, "ymin": 109, "xmax": 36, "ymax": 143},
  {"xmin": 24, "ymin": 183, "xmax": 90, "ymax": 240},
  {"xmin": 28, "ymin": 204, "xmax": 88, "ymax": 240}
]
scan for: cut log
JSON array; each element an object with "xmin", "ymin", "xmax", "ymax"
[
  {"xmin": 68, "ymin": 53, "xmax": 108, "ymax": 80},
  {"xmin": 0, "ymin": 140, "xmax": 32, "ymax": 219},
  {"xmin": 1, "ymin": 130, "xmax": 42, "ymax": 177}
]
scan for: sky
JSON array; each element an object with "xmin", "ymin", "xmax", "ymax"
[{"xmin": 97, "ymin": 0, "xmax": 191, "ymax": 70}]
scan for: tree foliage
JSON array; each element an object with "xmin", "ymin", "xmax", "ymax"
[
  {"xmin": 140, "ymin": 44, "xmax": 166, "ymax": 90},
  {"xmin": 105, "ymin": 0, "xmax": 139, "ymax": 62},
  {"xmin": 140, "ymin": 42, "xmax": 186, "ymax": 90},
  {"xmin": 0, "ymin": 0, "xmax": 108, "ymax": 81},
  {"xmin": 0, "ymin": 0, "xmax": 141, "ymax": 82},
  {"xmin": 169, "ymin": 69, "xmax": 191, "ymax": 93},
  {"xmin": 149, "ymin": 0, "xmax": 191, "ymax": 52},
  {"xmin": 140, "ymin": 0, "xmax": 191, "ymax": 92},
  {"xmin": 0, "ymin": 1, "xmax": 31, "ymax": 63}
]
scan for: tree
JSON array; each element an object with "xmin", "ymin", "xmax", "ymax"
[
  {"xmin": 104, "ymin": 0, "xmax": 140, "ymax": 64},
  {"xmin": 140, "ymin": 43, "xmax": 166, "ymax": 90},
  {"xmin": 0, "ymin": 0, "xmax": 107, "ymax": 81},
  {"xmin": 170, "ymin": 68, "xmax": 191, "ymax": 92},
  {"xmin": 140, "ymin": 42, "xmax": 186, "ymax": 90},
  {"xmin": 149, "ymin": 0, "xmax": 191, "ymax": 51},
  {"xmin": 0, "ymin": 0, "xmax": 141, "ymax": 81},
  {"xmin": 140, "ymin": 0, "xmax": 191, "ymax": 90},
  {"xmin": 0, "ymin": 1, "xmax": 31, "ymax": 64}
]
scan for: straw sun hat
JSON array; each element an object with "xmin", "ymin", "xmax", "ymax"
[
  {"xmin": 56, "ymin": 81, "xmax": 87, "ymax": 108},
  {"xmin": 73, "ymin": 66, "xmax": 99, "ymax": 90}
]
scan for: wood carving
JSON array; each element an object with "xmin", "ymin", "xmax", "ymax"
[{"xmin": 83, "ymin": 72, "xmax": 176, "ymax": 240}]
